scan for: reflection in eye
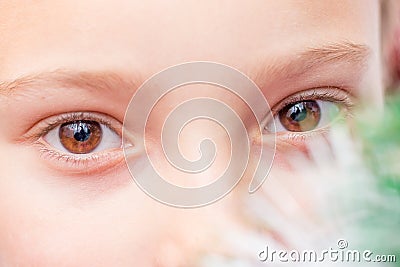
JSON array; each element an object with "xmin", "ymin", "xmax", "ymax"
[
  {"xmin": 278, "ymin": 100, "xmax": 321, "ymax": 132},
  {"xmin": 59, "ymin": 120, "xmax": 103, "ymax": 154}
]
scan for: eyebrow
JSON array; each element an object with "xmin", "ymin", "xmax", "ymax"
[
  {"xmin": 0, "ymin": 70, "xmax": 142, "ymax": 96},
  {"xmin": 0, "ymin": 41, "xmax": 370, "ymax": 96},
  {"xmin": 251, "ymin": 41, "xmax": 370, "ymax": 88}
]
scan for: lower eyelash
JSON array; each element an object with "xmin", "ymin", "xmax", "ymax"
[
  {"xmin": 278, "ymin": 127, "xmax": 330, "ymax": 142},
  {"xmin": 34, "ymin": 140, "xmax": 125, "ymax": 175},
  {"xmin": 274, "ymin": 111, "xmax": 350, "ymax": 146}
]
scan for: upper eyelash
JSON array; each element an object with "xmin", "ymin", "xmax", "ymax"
[
  {"xmin": 43, "ymin": 113, "xmax": 115, "ymax": 134},
  {"xmin": 23, "ymin": 111, "xmax": 121, "ymax": 141},
  {"xmin": 271, "ymin": 87, "xmax": 354, "ymax": 115}
]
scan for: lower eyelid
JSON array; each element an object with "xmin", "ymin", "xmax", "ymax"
[
  {"xmin": 34, "ymin": 140, "xmax": 125, "ymax": 175},
  {"xmin": 272, "ymin": 109, "xmax": 347, "ymax": 143},
  {"xmin": 272, "ymin": 128, "xmax": 331, "ymax": 155},
  {"xmin": 276, "ymin": 127, "xmax": 330, "ymax": 142}
]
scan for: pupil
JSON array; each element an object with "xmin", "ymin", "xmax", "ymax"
[{"xmin": 73, "ymin": 122, "xmax": 91, "ymax": 142}]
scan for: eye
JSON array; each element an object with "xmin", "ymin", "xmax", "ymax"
[
  {"xmin": 265, "ymin": 89, "xmax": 352, "ymax": 134},
  {"xmin": 43, "ymin": 118, "xmax": 121, "ymax": 155},
  {"xmin": 272, "ymin": 100, "xmax": 340, "ymax": 133},
  {"xmin": 25, "ymin": 112, "xmax": 124, "ymax": 173}
]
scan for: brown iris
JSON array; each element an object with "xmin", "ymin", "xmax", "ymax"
[
  {"xmin": 59, "ymin": 120, "xmax": 102, "ymax": 154},
  {"xmin": 278, "ymin": 100, "xmax": 321, "ymax": 132}
]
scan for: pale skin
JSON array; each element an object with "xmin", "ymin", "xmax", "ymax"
[{"xmin": 0, "ymin": 0, "xmax": 393, "ymax": 266}]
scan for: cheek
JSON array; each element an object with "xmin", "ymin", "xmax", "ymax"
[
  {"xmin": 0, "ymin": 141, "xmax": 220, "ymax": 266},
  {"xmin": 0, "ymin": 143, "xmax": 171, "ymax": 265}
]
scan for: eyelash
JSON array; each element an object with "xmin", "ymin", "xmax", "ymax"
[
  {"xmin": 29, "ymin": 112, "xmax": 121, "ymax": 139},
  {"xmin": 266, "ymin": 87, "xmax": 354, "ymax": 141},
  {"xmin": 26, "ymin": 112, "xmax": 124, "ymax": 173}
]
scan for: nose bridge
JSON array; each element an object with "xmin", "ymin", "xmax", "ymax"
[
  {"xmin": 0, "ymin": 92, "xmax": 12, "ymax": 179},
  {"xmin": 0, "ymin": 144, "xmax": 6, "ymax": 180},
  {"xmin": 0, "ymin": 95, "xmax": 9, "ymax": 179},
  {"xmin": 0, "ymin": 139, "xmax": 21, "ymax": 187}
]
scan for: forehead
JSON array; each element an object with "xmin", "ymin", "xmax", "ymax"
[{"xmin": 0, "ymin": 0, "xmax": 378, "ymax": 79}]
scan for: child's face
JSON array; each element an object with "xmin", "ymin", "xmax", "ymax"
[{"xmin": 0, "ymin": 0, "xmax": 384, "ymax": 266}]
